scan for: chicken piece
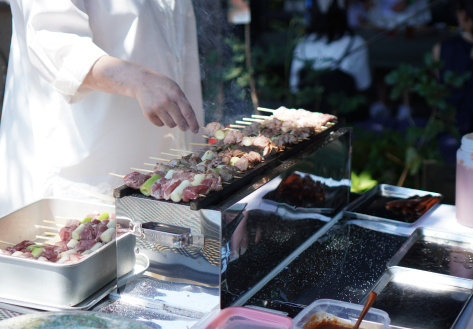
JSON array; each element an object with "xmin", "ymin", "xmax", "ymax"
[{"xmin": 204, "ymin": 122, "xmax": 223, "ymax": 137}]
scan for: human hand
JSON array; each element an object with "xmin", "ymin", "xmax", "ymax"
[
  {"xmin": 134, "ymin": 69, "xmax": 199, "ymax": 133},
  {"xmin": 83, "ymin": 55, "xmax": 200, "ymax": 133},
  {"xmin": 391, "ymin": 0, "xmax": 409, "ymax": 13}
]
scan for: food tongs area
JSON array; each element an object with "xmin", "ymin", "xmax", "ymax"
[{"xmin": 1, "ymin": 127, "xmax": 473, "ymax": 329}]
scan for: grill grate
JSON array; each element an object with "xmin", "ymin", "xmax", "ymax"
[{"xmin": 0, "ymin": 307, "xmax": 23, "ymax": 321}]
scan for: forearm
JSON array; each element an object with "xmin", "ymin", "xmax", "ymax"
[
  {"xmin": 82, "ymin": 55, "xmax": 143, "ymax": 99},
  {"xmin": 81, "ymin": 55, "xmax": 199, "ymax": 133}
]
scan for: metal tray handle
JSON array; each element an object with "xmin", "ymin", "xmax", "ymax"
[{"xmin": 131, "ymin": 222, "xmax": 204, "ymax": 249}]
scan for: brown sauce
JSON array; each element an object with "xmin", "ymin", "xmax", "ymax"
[{"xmin": 303, "ymin": 318, "xmax": 353, "ymax": 329}]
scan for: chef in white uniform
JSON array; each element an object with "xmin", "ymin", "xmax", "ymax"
[{"xmin": 0, "ymin": 0, "xmax": 205, "ymax": 217}]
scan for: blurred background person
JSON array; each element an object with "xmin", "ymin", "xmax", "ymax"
[{"xmin": 290, "ymin": 0, "xmax": 371, "ymax": 112}]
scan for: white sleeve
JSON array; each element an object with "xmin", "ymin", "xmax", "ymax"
[
  {"xmin": 339, "ymin": 36, "xmax": 371, "ymax": 91},
  {"xmin": 15, "ymin": 0, "xmax": 107, "ymax": 103},
  {"xmin": 290, "ymin": 44, "xmax": 304, "ymax": 93}
]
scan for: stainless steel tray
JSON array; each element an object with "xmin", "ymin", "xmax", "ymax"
[
  {"xmin": 364, "ymin": 267, "xmax": 473, "ymax": 329},
  {"xmin": 0, "ymin": 198, "xmax": 135, "ymax": 309},
  {"xmin": 387, "ymin": 227, "xmax": 473, "ymax": 280},
  {"xmin": 346, "ymin": 184, "xmax": 442, "ymax": 227}
]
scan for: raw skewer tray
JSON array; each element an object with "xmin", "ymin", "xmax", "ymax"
[
  {"xmin": 345, "ymin": 184, "xmax": 442, "ymax": 227},
  {"xmin": 0, "ymin": 198, "xmax": 137, "ymax": 310},
  {"xmin": 364, "ymin": 267, "xmax": 473, "ymax": 329},
  {"xmin": 387, "ymin": 227, "xmax": 473, "ymax": 281},
  {"xmin": 114, "ymin": 121, "xmax": 343, "ymax": 211}
]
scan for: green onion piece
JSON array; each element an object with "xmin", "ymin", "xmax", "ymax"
[
  {"xmin": 31, "ymin": 247, "xmax": 43, "ymax": 258},
  {"xmin": 140, "ymin": 174, "xmax": 162, "ymax": 196},
  {"xmin": 26, "ymin": 244, "xmax": 44, "ymax": 251},
  {"xmin": 97, "ymin": 212, "xmax": 109, "ymax": 221},
  {"xmin": 81, "ymin": 217, "xmax": 93, "ymax": 224},
  {"xmin": 214, "ymin": 129, "xmax": 226, "ymax": 140},
  {"xmin": 230, "ymin": 157, "xmax": 240, "ymax": 166}
]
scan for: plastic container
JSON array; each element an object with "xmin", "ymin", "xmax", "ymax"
[
  {"xmin": 191, "ymin": 306, "xmax": 293, "ymax": 329},
  {"xmin": 456, "ymin": 133, "xmax": 473, "ymax": 227},
  {"xmin": 292, "ymin": 299, "xmax": 390, "ymax": 329}
]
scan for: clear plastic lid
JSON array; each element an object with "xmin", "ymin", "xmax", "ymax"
[
  {"xmin": 191, "ymin": 306, "xmax": 293, "ymax": 329},
  {"xmin": 461, "ymin": 133, "xmax": 473, "ymax": 153},
  {"xmin": 292, "ymin": 299, "xmax": 390, "ymax": 329}
]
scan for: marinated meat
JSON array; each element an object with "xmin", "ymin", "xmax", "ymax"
[{"xmin": 124, "ymin": 171, "xmax": 152, "ymax": 189}]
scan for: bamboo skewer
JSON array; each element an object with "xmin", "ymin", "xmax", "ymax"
[
  {"xmin": 189, "ymin": 143, "xmax": 211, "ymax": 146},
  {"xmin": 161, "ymin": 152, "xmax": 182, "ymax": 158},
  {"xmin": 35, "ymin": 225, "xmax": 60, "ymax": 230},
  {"xmin": 170, "ymin": 149, "xmax": 192, "ymax": 154},
  {"xmin": 222, "ymin": 182, "xmax": 231, "ymax": 185},
  {"xmin": 0, "ymin": 240, "xmax": 15, "ymax": 246},
  {"xmin": 144, "ymin": 163, "xmax": 155, "ymax": 167},
  {"xmin": 56, "ymin": 216, "xmax": 81, "ymax": 220},
  {"xmin": 44, "ymin": 220, "xmax": 65, "ymax": 226},
  {"xmin": 235, "ymin": 121, "xmax": 252, "ymax": 125},
  {"xmin": 257, "ymin": 107, "xmax": 275, "ymax": 112},
  {"xmin": 202, "ymin": 135, "xmax": 209, "ymax": 138},
  {"xmin": 252, "ymin": 115, "xmax": 270, "ymax": 119},
  {"xmin": 109, "ymin": 173, "xmax": 125, "ymax": 178},
  {"xmin": 199, "ymin": 194, "xmax": 206, "ymax": 197},
  {"xmin": 200, "ymin": 126, "xmax": 205, "ymax": 129},
  {"xmin": 36, "ymin": 235, "xmax": 57, "ymax": 240},
  {"xmin": 243, "ymin": 118, "xmax": 264, "ymax": 122},
  {"xmin": 229, "ymin": 125, "xmax": 245, "ymax": 128},
  {"xmin": 233, "ymin": 176, "xmax": 242, "ymax": 179},
  {"xmin": 44, "ymin": 232, "xmax": 59, "ymax": 236},
  {"xmin": 149, "ymin": 157, "xmax": 170, "ymax": 162},
  {"xmin": 131, "ymin": 167, "xmax": 154, "ymax": 173}
]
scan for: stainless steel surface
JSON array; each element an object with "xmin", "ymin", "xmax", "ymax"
[
  {"xmin": 133, "ymin": 222, "xmax": 205, "ymax": 249},
  {"xmin": 387, "ymin": 228, "xmax": 473, "ymax": 280},
  {"xmin": 0, "ymin": 198, "xmax": 134, "ymax": 310},
  {"xmin": 0, "ymin": 277, "xmax": 116, "ymax": 312},
  {"xmin": 115, "ymin": 128, "xmax": 352, "ymax": 311},
  {"xmin": 365, "ymin": 267, "xmax": 473, "ymax": 329},
  {"xmin": 346, "ymin": 184, "xmax": 443, "ymax": 227},
  {"xmin": 242, "ymin": 216, "xmax": 408, "ymax": 317},
  {"xmin": 93, "ymin": 298, "xmax": 199, "ymax": 329}
]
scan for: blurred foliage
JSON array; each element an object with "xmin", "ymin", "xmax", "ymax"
[
  {"xmin": 351, "ymin": 171, "xmax": 378, "ymax": 193},
  {"xmin": 351, "ymin": 53, "xmax": 470, "ymax": 187}
]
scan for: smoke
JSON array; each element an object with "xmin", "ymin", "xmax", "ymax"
[{"xmin": 192, "ymin": 0, "xmax": 254, "ymax": 126}]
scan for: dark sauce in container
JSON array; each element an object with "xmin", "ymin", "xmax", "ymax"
[{"xmin": 303, "ymin": 317, "xmax": 352, "ymax": 329}]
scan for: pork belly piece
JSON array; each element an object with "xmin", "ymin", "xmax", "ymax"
[
  {"xmin": 54, "ymin": 241, "xmax": 69, "ymax": 253},
  {"xmin": 224, "ymin": 130, "xmax": 244, "ymax": 145},
  {"xmin": 150, "ymin": 178, "xmax": 168, "ymax": 199},
  {"xmin": 253, "ymin": 136, "xmax": 271, "ymax": 149},
  {"xmin": 6, "ymin": 240, "xmax": 36, "ymax": 252},
  {"xmin": 182, "ymin": 179, "xmax": 215, "ymax": 202},
  {"xmin": 80, "ymin": 222, "xmax": 96, "ymax": 240},
  {"xmin": 59, "ymin": 224, "xmax": 76, "ymax": 242},
  {"xmin": 154, "ymin": 163, "xmax": 171, "ymax": 172},
  {"xmin": 0, "ymin": 249, "xmax": 12, "ymax": 256},
  {"xmin": 40, "ymin": 244, "xmax": 60, "ymax": 262},
  {"xmin": 124, "ymin": 171, "xmax": 152, "ymax": 189},
  {"xmin": 234, "ymin": 157, "xmax": 249, "ymax": 171},
  {"xmin": 204, "ymin": 122, "xmax": 223, "ymax": 137},
  {"xmin": 95, "ymin": 222, "xmax": 109, "ymax": 240},
  {"xmin": 247, "ymin": 151, "xmax": 263, "ymax": 163},
  {"xmin": 162, "ymin": 178, "xmax": 183, "ymax": 200},
  {"xmin": 74, "ymin": 239, "xmax": 97, "ymax": 253},
  {"xmin": 168, "ymin": 159, "xmax": 182, "ymax": 167}
]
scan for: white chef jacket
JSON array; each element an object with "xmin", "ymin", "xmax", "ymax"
[
  {"xmin": 290, "ymin": 33, "xmax": 371, "ymax": 92},
  {"xmin": 0, "ymin": 0, "xmax": 204, "ymax": 217}
]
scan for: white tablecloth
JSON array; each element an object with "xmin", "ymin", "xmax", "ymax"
[{"xmin": 385, "ymin": 204, "xmax": 473, "ymax": 328}]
